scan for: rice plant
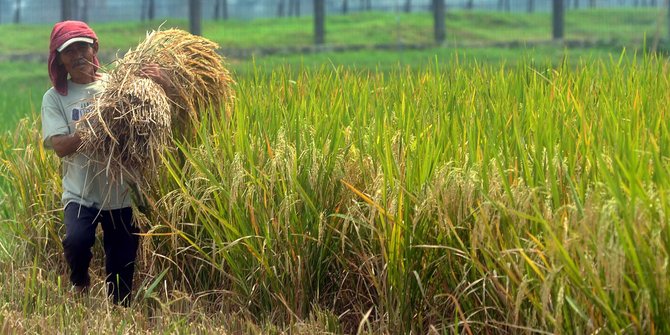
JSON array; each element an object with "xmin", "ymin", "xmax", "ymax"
[{"xmin": 2, "ymin": 53, "xmax": 669, "ymax": 333}]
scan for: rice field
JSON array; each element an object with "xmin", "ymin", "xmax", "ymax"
[{"xmin": 1, "ymin": 53, "xmax": 670, "ymax": 333}]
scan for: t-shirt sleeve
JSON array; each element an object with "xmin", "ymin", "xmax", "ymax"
[{"xmin": 41, "ymin": 90, "xmax": 70, "ymax": 149}]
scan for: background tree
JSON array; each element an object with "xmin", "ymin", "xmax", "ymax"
[
  {"xmin": 466, "ymin": 0, "xmax": 474, "ymax": 10},
  {"xmin": 553, "ymin": 0, "xmax": 564, "ymax": 40},
  {"xmin": 148, "ymin": 0, "xmax": 155, "ymax": 20},
  {"xmin": 81, "ymin": 0, "xmax": 89, "ymax": 22},
  {"xmin": 13, "ymin": 0, "xmax": 19, "ymax": 23},
  {"xmin": 141, "ymin": 0, "xmax": 155, "ymax": 21},
  {"xmin": 498, "ymin": 0, "xmax": 511, "ymax": 11},
  {"xmin": 342, "ymin": 0, "xmax": 348, "ymax": 13},
  {"xmin": 433, "ymin": 0, "xmax": 445, "ymax": 43},
  {"xmin": 361, "ymin": 0, "xmax": 371, "ymax": 10},
  {"xmin": 61, "ymin": 0, "xmax": 75, "ymax": 21},
  {"xmin": 278, "ymin": 0, "xmax": 285, "ymax": 17},
  {"xmin": 214, "ymin": 0, "xmax": 228, "ymax": 20},
  {"xmin": 314, "ymin": 0, "xmax": 325, "ymax": 44},
  {"xmin": 404, "ymin": 0, "xmax": 412, "ymax": 12},
  {"xmin": 288, "ymin": 0, "xmax": 299, "ymax": 16},
  {"xmin": 79, "ymin": 0, "xmax": 90, "ymax": 22},
  {"xmin": 527, "ymin": 0, "xmax": 535, "ymax": 12},
  {"xmin": 189, "ymin": 0, "xmax": 201, "ymax": 36}
]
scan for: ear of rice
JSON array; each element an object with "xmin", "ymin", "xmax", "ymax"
[{"xmin": 76, "ymin": 29, "xmax": 234, "ymax": 190}]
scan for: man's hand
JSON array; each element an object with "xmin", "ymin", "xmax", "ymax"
[
  {"xmin": 51, "ymin": 133, "xmax": 82, "ymax": 158},
  {"xmin": 139, "ymin": 64, "xmax": 176, "ymax": 97}
]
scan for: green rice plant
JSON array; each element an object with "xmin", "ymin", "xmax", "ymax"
[
  {"xmin": 0, "ymin": 114, "xmax": 63, "ymax": 268},
  {"xmin": 3, "ymin": 54, "xmax": 670, "ymax": 333}
]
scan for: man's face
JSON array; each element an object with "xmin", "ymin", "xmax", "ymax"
[{"xmin": 58, "ymin": 41, "xmax": 98, "ymax": 78}]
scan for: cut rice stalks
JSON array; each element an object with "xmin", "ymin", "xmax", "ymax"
[{"xmin": 77, "ymin": 28, "xmax": 234, "ymax": 189}]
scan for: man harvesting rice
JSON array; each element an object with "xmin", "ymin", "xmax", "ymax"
[{"xmin": 41, "ymin": 20, "xmax": 169, "ymax": 306}]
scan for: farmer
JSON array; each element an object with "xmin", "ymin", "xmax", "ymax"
[{"xmin": 41, "ymin": 20, "xmax": 166, "ymax": 306}]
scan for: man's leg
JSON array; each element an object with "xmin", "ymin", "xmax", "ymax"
[
  {"xmin": 63, "ymin": 203, "xmax": 99, "ymax": 290},
  {"xmin": 101, "ymin": 207, "xmax": 138, "ymax": 306}
]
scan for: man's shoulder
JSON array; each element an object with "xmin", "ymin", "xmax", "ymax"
[
  {"xmin": 43, "ymin": 86, "xmax": 58, "ymax": 98},
  {"xmin": 42, "ymin": 87, "xmax": 63, "ymax": 105}
]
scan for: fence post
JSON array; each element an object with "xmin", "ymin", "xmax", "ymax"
[
  {"xmin": 13, "ymin": 0, "xmax": 20, "ymax": 23},
  {"xmin": 190, "ymin": 0, "xmax": 202, "ymax": 36},
  {"xmin": 552, "ymin": 0, "xmax": 564, "ymax": 40},
  {"xmin": 314, "ymin": 0, "xmax": 325, "ymax": 45},
  {"xmin": 61, "ymin": 0, "xmax": 73, "ymax": 21},
  {"xmin": 433, "ymin": 0, "xmax": 445, "ymax": 44}
]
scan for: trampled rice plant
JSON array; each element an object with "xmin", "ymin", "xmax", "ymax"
[{"xmin": 2, "ymin": 54, "xmax": 670, "ymax": 333}]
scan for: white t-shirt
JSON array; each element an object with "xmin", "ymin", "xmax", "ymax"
[{"xmin": 41, "ymin": 75, "xmax": 132, "ymax": 210}]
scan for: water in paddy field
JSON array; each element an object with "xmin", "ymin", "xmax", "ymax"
[{"xmin": 0, "ymin": 0, "xmax": 665, "ymax": 25}]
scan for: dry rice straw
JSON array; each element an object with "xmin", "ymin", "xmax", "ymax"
[{"xmin": 77, "ymin": 29, "xmax": 234, "ymax": 189}]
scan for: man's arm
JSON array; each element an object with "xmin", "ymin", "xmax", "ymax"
[{"xmin": 50, "ymin": 133, "xmax": 82, "ymax": 158}]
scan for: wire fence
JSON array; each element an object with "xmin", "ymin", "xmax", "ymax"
[
  {"xmin": 1, "ymin": 0, "xmax": 666, "ymax": 23},
  {"xmin": 1, "ymin": 0, "xmax": 667, "ymax": 51}
]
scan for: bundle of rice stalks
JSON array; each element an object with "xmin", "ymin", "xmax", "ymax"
[
  {"xmin": 118, "ymin": 28, "xmax": 234, "ymax": 123},
  {"xmin": 77, "ymin": 29, "xmax": 234, "ymax": 188},
  {"xmin": 78, "ymin": 76, "xmax": 171, "ymax": 186}
]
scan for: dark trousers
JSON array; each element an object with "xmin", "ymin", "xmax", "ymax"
[{"xmin": 63, "ymin": 203, "xmax": 139, "ymax": 306}]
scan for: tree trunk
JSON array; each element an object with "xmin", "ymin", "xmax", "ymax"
[
  {"xmin": 289, "ymin": 0, "xmax": 300, "ymax": 16},
  {"xmin": 278, "ymin": 0, "xmax": 285, "ymax": 17},
  {"xmin": 141, "ymin": 0, "xmax": 147, "ymax": 21},
  {"xmin": 148, "ymin": 0, "xmax": 155, "ymax": 20},
  {"xmin": 342, "ymin": 0, "xmax": 348, "ymax": 13},
  {"xmin": 433, "ymin": 0, "xmax": 445, "ymax": 44},
  {"xmin": 552, "ymin": 0, "xmax": 564, "ymax": 40},
  {"xmin": 189, "ymin": 0, "xmax": 202, "ymax": 36},
  {"xmin": 314, "ymin": 0, "xmax": 325, "ymax": 44},
  {"xmin": 404, "ymin": 0, "xmax": 412, "ymax": 12},
  {"xmin": 466, "ymin": 0, "xmax": 474, "ymax": 10},
  {"xmin": 573, "ymin": 0, "xmax": 579, "ymax": 9},
  {"xmin": 13, "ymin": 0, "xmax": 20, "ymax": 23},
  {"xmin": 527, "ymin": 0, "xmax": 535, "ymax": 12},
  {"xmin": 81, "ymin": 0, "xmax": 89, "ymax": 22},
  {"xmin": 589, "ymin": 0, "xmax": 595, "ymax": 8},
  {"xmin": 214, "ymin": 0, "xmax": 220, "ymax": 20},
  {"xmin": 62, "ymin": 0, "xmax": 74, "ymax": 20},
  {"xmin": 223, "ymin": 0, "xmax": 228, "ymax": 19}
]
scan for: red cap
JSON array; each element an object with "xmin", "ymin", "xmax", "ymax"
[{"xmin": 48, "ymin": 21, "xmax": 99, "ymax": 96}]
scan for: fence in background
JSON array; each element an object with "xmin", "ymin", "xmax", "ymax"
[
  {"xmin": 0, "ymin": 0, "xmax": 666, "ymax": 23},
  {"xmin": 0, "ymin": 0, "xmax": 667, "ymax": 51}
]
